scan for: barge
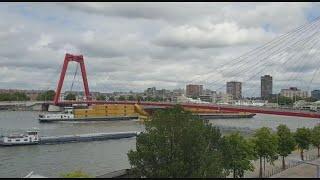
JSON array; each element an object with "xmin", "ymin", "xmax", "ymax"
[
  {"xmin": 197, "ymin": 113, "xmax": 256, "ymax": 119},
  {"xmin": 0, "ymin": 130, "xmax": 140, "ymax": 146},
  {"xmin": 39, "ymin": 105, "xmax": 140, "ymax": 123}
]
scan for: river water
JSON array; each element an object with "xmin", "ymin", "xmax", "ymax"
[{"xmin": 1, "ymin": 111, "xmax": 320, "ymax": 178}]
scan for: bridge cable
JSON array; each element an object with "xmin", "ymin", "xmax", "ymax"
[{"xmin": 187, "ymin": 17, "xmax": 320, "ymax": 84}]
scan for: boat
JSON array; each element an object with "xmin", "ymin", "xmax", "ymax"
[
  {"xmin": 38, "ymin": 105, "xmax": 139, "ymax": 123},
  {"xmin": 1, "ymin": 130, "xmax": 140, "ymax": 146},
  {"xmin": 38, "ymin": 107, "xmax": 74, "ymax": 121},
  {"xmin": 0, "ymin": 129, "xmax": 40, "ymax": 146}
]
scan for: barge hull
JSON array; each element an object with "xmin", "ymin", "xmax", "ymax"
[
  {"xmin": 39, "ymin": 116, "xmax": 138, "ymax": 123},
  {"xmin": 198, "ymin": 113, "xmax": 256, "ymax": 119},
  {"xmin": 0, "ymin": 132, "xmax": 139, "ymax": 146},
  {"xmin": 39, "ymin": 131, "xmax": 138, "ymax": 144}
]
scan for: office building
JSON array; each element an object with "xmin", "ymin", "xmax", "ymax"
[
  {"xmin": 226, "ymin": 81, "xmax": 242, "ymax": 100},
  {"xmin": 311, "ymin": 90, "xmax": 320, "ymax": 100},
  {"xmin": 186, "ymin": 84, "xmax": 203, "ymax": 98},
  {"xmin": 261, "ymin": 75, "xmax": 273, "ymax": 99}
]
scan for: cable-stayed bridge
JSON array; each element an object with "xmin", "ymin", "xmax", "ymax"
[{"xmin": 50, "ymin": 17, "xmax": 320, "ymax": 119}]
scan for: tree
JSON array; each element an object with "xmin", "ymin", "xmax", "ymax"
[
  {"xmin": 136, "ymin": 96, "xmax": 144, "ymax": 101},
  {"xmin": 96, "ymin": 94, "xmax": 106, "ymax": 101},
  {"xmin": 108, "ymin": 96, "xmax": 115, "ymax": 101},
  {"xmin": 0, "ymin": 92, "xmax": 30, "ymax": 101},
  {"xmin": 65, "ymin": 93, "xmax": 76, "ymax": 100},
  {"xmin": 252, "ymin": 127, "xmax": 278, "ymax": 178},
  {"xmin": 305, "ymin": 97, "xmax": 318, "ymax": 102},
  {"xmin": 128, "ymin": 95, "xmax": 135, "ymax": 101},
  {"xmin": 36, "ymin": 90, "xmax": 55, "ymax": 101},
  {"xmin": 294, "ymin": 127, "xmax": 311, "ymax": 161},
  {"xmin": 118, "ymin": 95, "xmax": 126, "ymax": 101},
  {"xmin": 127, "ymin": 105, "xmax": 225, "ymax": 178},
  {"xmin": 311, "ymin": 125, "xmax": 320, "ymax": 157},
  {"xmin": 276, "ymin": 124, "xmax": 296, "ymax": 170},
  {"xmin": 145, "ymin": 96, "xmax": 153, "ymax": 101},
  {"xmin": 60, "ymin": 170, "xmax": 92, "ymax": 178},
  {"xmin": 221, "ymin": 132, "xmax": 256, "ymax": 178}
]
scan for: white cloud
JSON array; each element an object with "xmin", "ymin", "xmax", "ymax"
[
  {"xmin": 0, "ymin": 2, "xmax": 319, "ymax": 96},
  {"xmin": 154, "ymin": 22, "xmax": 274, "ymax": 48}
]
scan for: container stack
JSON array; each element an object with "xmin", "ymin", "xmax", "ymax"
[{"xmin": 74, "ymin": 104, "xmax": 138, "ymax": 118}]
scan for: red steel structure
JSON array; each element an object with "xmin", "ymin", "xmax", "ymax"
[{"xmin": 53, "ymin": 53, "xmax": 90, "ymax": 105}]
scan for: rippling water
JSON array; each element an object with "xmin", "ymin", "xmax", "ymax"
[{"xmin": 0, "ymin": 111, "xmax": 320, "ymax": 177}]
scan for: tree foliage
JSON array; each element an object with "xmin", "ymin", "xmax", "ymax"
[
  {"xmin": 0, "ymin": 92, "xmax": 30, "ymax": 101},
  {"xmin": 128, "ymin": 95, "xmax": 136, "ymax": 101},
  {"xmin": 294, "ymin": 127, "xmax": 311, "ymax": 161},
  {"xmin": 96, "ymin": 94, "xmax": 106, "ymax": 101},
  {"xmin": 65, "ymin": 93, "xmax": 76, "ymax": 100},
  {"xmin": 127, "ymin": 105, "xmax": 225, "ymax": 178},
  {"xmin": 221, "ymin": 132, "xmax": 256, "ymax": 178},
  {"xmin": 60, "ymin": 170, "xmax": 92, "ymax": 178},
  {"xmin": 108, "ymin": 96, "xmax": 115, "ymax": 101},
  {"xmin": 311, "ymin": 125, "xmax": 320, "ymax": 157},
  {"xmin": 252, "ymin": 127, "xmax": 278, "ymax": 178},
  {"xmin": 36, "ymin": 90, "xmax": 55, "ymax": 101},
  {"xmin": 276, "ymin": 124, "xmax": 296, "ymax": 169},
  {"xmin": 118, "ymin": 95, "xmax": 126, "ymax": 101}
]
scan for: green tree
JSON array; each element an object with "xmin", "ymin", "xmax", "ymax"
[
  {"xmin": 36, "ymin": 90, "xmax": 55, "ymax": 101},
  {"xmin": 311, "ymin": 125, "xmax": 320, "ymax": 157},
  {"xmin": 221, "ymin": 132, "xmax": 256, "ymax": 178},
  {"xmin": 108, "ymin": 96, "xmax": 115, "ymax": 101},
  {"xmin": 252, "ymin": 127, "xmax": 278, "ymax": 178},
  {"xmin": 60, "ymin": 170, "xmax": 92, "ymax": 178},
  {"xmin": 305, "ymin": 97, "xmax": 318, "ymax": 102},
  {"xmin": 294, "ymin": 127, "xmax": 311, "ymax": 161},
  {"xmin": 127, "ymin": 105, "xmax": 225, "ymax": 178},
  {"xmin": 276, "ymin": 124, "xmax": 296, "ymax": 170},
  {"xmin": 0, "ymin": 92, "xmax": 30, "ymax": 101},
  {"xmin": 136, "ymin": 96, "xmax": 144, "ymax": 101},
  {"xmin": 96, "ymin": 94, "xmax": 106, "ymax": 101},
  {"xmin": 128, "ymin": 95, "xmax": 136, "ymax": 101},
  {"xmin": 118, "ymin": 95, "xmax": 126, "ymax": 101},
  {"xmin": 65, "ymin": 93, "xmax": 76, "ymax": 100},
  {"xmin": 145, "ymin": 96, "xmax": 153, "ymax": 101}
]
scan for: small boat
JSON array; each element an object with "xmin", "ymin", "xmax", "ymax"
[
  {"xmin": 0, "ymin": 129, "xmax": 40, "ymax": 146},
  {"xmin": 38, "ymin": 107, "xmax": 74, "ymax": 121}
]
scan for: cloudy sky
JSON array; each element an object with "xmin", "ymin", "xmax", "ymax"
[{"xmin": 1, "ymin": 2, "xmax": 320, "ymax": 97}]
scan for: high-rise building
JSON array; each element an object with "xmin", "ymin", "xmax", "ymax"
[
  {"xmin": 226, "ymin": 81, "xmax": 242, "ymax": 100},
  {"xmin": 261, "ymin": 75, "xmax": 273, "ymax": 99},
  {"xmin": 311, "ymin": 90, "xmax": 320, "ymax": 100},
  {"xmin": 186, "ymin": 84, "xmax": 203, "ymax": 98}
]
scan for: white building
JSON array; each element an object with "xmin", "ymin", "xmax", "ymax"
[
  {"xmin": 213, "ymin": 92, "xmax": 233, "ymax": 104},
  {"xmin": 280, "ymin": 87, "xmax": 308, "ymax": 99}
]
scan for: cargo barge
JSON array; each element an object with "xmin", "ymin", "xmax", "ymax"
[
  {"xmin": 0, "ymin": 131, "xmax": 140, "ymax": 146},
  {"xmin": 197, "ymin": 113, "xmax": 256, "ymax": 119},
  {"xmin": 39, "ymin": 104, "xmax": 141, "ymax": 123}
]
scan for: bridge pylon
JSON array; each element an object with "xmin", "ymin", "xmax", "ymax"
[{"xmin": 53, "ymin": 53, "xmax": 90, "ymax": 105}]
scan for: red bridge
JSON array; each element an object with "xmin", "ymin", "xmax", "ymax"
[{"xmin": 52, "ymin": 53, "xmax": 320, "ymax": 119}]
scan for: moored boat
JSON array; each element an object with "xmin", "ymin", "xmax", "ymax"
[{"xmin": 0, "ymin": 129, "xmax": 40, "ymax": 146}]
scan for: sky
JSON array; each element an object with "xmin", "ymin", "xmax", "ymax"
[{"xmin": 1, "ymin": 2, "xmax": 320, "ymax": 97}]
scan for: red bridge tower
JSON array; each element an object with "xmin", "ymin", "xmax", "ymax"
[{"xmin": 53, "ymin": 53, "xmax": 90, "ymax": 105}]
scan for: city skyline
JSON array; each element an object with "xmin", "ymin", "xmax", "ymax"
[{"xmin": 0, "ymin": 3, "xmax": 320, "ymax": 97}]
